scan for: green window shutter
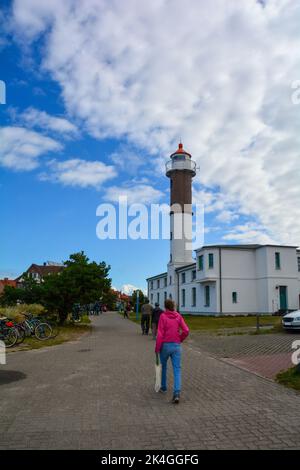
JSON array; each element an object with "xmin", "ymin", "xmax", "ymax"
[
  {"xmin": 275, "ymin": 252, "xmax": 281, "ymax": 270},
  {"xmin": 192, "ymin": 287, "xmax": 196, "ymax": 306},
  {"xmin": 205, "ymin": 285, "xmax": 210, "ymax": 307},
  {"xmin": 198, "ymin": 255, "xmax": 203, "ymax": 270},
  {"xmin": 181, "ymin": 289, "xmax": 185, "ymax": 307}
]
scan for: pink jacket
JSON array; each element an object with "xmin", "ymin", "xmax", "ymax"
[{"xmin": 155, "ymin": 310, "xmax": 189, "ymax": 353}]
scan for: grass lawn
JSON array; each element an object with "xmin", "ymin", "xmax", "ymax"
[
  {"xmin": 124, "ymin": 311, "xmax": 282, "ymax": 333},
  {"xmin": 276, "ymin": 366, "xmax": 300, "ymax": 392},
  {"xmin": 9, "ymin": 321, "xmax": 91, "ymax": 352},
  {"xmin": 182, "ymin": 314, "xmax": 282, "ymax": 332}
]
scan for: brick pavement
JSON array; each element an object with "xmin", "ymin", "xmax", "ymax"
[
  {"xmin": 189, "ymin": 332, "xmax": 300, "ymax": 379},
  {"xmin": 0, "ymin": 312, "xmax": 300, "ymax": 450}
]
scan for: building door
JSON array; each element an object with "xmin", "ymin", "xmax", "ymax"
[{"xmin": 279, "ymin": 286, "xmax": 288, "ymax": 311}]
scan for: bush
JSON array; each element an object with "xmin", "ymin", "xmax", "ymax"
[{"xmin": 0, "ymin": 304, "xmax": 46, "ymax": 322}]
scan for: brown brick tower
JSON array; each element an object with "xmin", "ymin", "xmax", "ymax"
[{"xmin": 166, "ymin": 142, "xmax": 197, "ymax": 268}]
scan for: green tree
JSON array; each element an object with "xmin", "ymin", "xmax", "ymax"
[
  {"xmin": 42, "ymin": 251, "xmax": 112, "ymax": 323},
  {"xmin": 131, "ymin": 290, "xmax": 148, "ymax": 312},
  {"xmin": 102, "ymin": 289, "xmax": 118, "ymax": 310},
  {"xmin": 0, "ymin": 274, "xmax": 43, "ymax": 306}
]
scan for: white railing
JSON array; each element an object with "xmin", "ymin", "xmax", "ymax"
[{"xmin": 166, "ymin": 159, "xmax": 197, "ymax": 174}]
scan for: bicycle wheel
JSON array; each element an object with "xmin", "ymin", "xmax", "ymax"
[
  {"xmin": 35, "ymin": 323, "xmax": 52, "ymax": 340},
  {"xmin": 4, "ymin": 328, "xmax": 18, "ymax": 348},
  {"xmin": 48, "ymin": 322, "xmax": 59, "ymax": 338},
  {"xmin": 16, "ymin": 326, "xmax": 26, "ymax": 344}
]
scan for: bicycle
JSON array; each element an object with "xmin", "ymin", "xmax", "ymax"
[
  {"xmin": 22, "ymin": 313, "xmax": 53, "ymax": 340},
  {"xmin": 0, "ymin": 318, "xmax": 18, "ymax": 348}
]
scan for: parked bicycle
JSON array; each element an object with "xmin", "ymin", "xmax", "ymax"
[
  {"xmin": 0, "ymin": 318, "xmax": 18, "ymax": 348},
  {"xmin": 11, "ymin": 313, "xmax": 58, "ymax": 341}
]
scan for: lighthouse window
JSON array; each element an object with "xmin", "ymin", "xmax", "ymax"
[
  {"xmin": 169, "ymin": 276, "xmax": 172, "ymax": 285},
  {"xmin": 181, "ymin": 272, "xmax": 186, "ymax": 284},
  {"xmin": 208, "ymin": 253, "xmax": 214, "ymax": 269},
  {"xmin": 192, "ymin": 270, "xmax": 196, "ymax": 281},
  {"xmin": 232, "ymin": 292, "xmax": 238, "ymax": 304},
  {"xmin": 164, "ymin": 277, "xmax": 167, "ymax": 287}
]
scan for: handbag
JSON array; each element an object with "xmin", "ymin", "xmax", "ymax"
[{"xmin": 154, "ymin": 353, "xmax": 162, "ymax": 392}]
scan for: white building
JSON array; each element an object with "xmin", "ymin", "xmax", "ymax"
[{"xmin": 147, "ymin": 144, "xmax": 300, "ymax": 315}]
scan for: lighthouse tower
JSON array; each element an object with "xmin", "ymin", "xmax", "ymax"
[{"xmin": 166, "ymin": 143, "xmax": 197, "ymax": 303}]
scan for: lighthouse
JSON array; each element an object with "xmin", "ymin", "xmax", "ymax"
[
  {"xmin": 166, "ymin": 143, "xmax": 197, "ymax": 266},
  {"xmin": 165, "ymin": 143, "xmax": 197, "ymax": 303}
]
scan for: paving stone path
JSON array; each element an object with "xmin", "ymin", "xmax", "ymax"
[
  {"xmin": 189, "ymin": 332, "xmax": 300, "ymax": 379},
  {"xmin": 0, "ymin": 312, "xmax": 300, "ymax": 450}
]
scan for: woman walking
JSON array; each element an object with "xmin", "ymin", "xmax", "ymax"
[{"xmin": 155, "ymin": 299, "xmax": 189, "ymax": 404}]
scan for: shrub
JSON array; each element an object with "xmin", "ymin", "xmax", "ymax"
[{"xmin": 0, "ymin": 304, "xmax": 46, "ymax": 322}]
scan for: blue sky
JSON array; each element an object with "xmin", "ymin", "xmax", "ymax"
[{"xmin": 0, "ymin": 0, "xmax": 299, "ymax": 293}]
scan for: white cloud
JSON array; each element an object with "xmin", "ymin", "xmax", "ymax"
[
  {"xmin": 110, "ymin": 145, "xmax": 145, "ymax": 175},
  {"xmin": 0, "ymin": 126, "xmax": 62, "ymax": 170},
  {"xmin": 215, "ymin": 210, "xmax": 239, "ymax": 224},
  {"xmin": 41, "ymin": 158, "xmax": 117, "ymax": 188},
  {"xmin": 222, "ymin": 223, "xmax": 277, "ymax": 244},
  {"xmin": 20, "ymin": 107, "xmax": 78, "ymax": 136},
  {"xmin": 104, "ymin": 183, "xmax": 164, "ymax": 205},
  {"xmin": 12, "ymin": 0, "xmax": 300, "ymax": 244},
  {"xmin": 121, "ymin": 284, "xmax": 147, "ymax": 296}
]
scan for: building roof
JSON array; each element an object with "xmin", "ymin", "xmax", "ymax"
[
  {"xmin": 175, "ymin": 262, "xmax": 196, "ymax": 272},
  {"xmin": 0, "ymin": 278, "xmax": 17, "ymax": 288},
  {"xmin": 15, "ymin": 263, "xmax": 64, "ymax": 281},
  {"xmin": 195, "ymin": 244, "xmax": 299, "ymax": 251},
  {"xmin": 146, "ymin": 272, "xmax": 167, "ymax": 281},
  {"xmin": 170, "ymin": 142, "xmax": 192, "ymax": 159}
]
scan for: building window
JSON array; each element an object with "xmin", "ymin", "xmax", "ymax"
[
  {"xmin": 151, "ymin": 294, "xmax": 153, "ymax": 303},
  {"xmin": 232, "ymin": 292, "xmax": 237, "ymax": 304},
  {"xmin": 192, "ymin": 287, "xmax": 196, "ymax": 307},
  {"xmin": 169, "ymin": 293, "xmax": 172, "ymax": 299},
  {"xmin": 164, "ymin": 277, "xmax": 167, "ymax": 287},
  {"xmin": 170, "ymin": 254, "xmax": 172, "ymax": 262},
  {"xmin": 192, "ymin": 270, "xmax": 196, "ymax": 281},
  {"xmin": 170, "ymin": 231, "xmax": 173, "ymax": 240},
  {"xmin": 298, "ymin": 256, "xmax": 300, "ymax": 272},
  {"xmin": 150, "ymin": 281, "xmax": 153, "ymax": 289},
  {"xmin": 164, "ymin": 291, "xmax": 167, "ymax": 301},
  {"xmin": 275, "ymin": 252, "xmax": 281, "ymax": 270},
  {"xmin": 205, "ymin": 285, "xmax": 210, "ymax": 307},
  {"xmin": 181, "ymin": 272, "xmax": 186, "ymax": 284},
  {"xmin": 157, "ymin": 279, "xmax": 160, "ymax": 288},
  {"xmin": 169, "ymin": 276, "xmax": 172, "ymax": 285},
  {"xmin": 157, "ymin": 293, "xmax": 160, "ymax": 304},
  {"xmin": 181, "ymin": 289, "xmax": 185, "ymax": 307},
  {"xmin": 198, "ymin": 255, "xmax": 204, "ymax": 271},
  {"xmin": 208, "ymin": 253, "xmax": 214, "ymax": 269}
]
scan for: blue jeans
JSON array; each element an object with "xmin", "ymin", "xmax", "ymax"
[{"xmin": 160, "ymin": 342, "xmax": 181, "ymax": 395}]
